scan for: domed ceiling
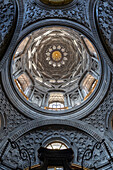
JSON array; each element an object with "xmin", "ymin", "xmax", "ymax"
[{"xmin": 12, "ymin": 27, "xmax": 100, "ymax": 111}]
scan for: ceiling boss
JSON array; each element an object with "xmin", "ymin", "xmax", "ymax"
[
  {"xmin": 46, "ymin": 45, "xmax": 68, "ymax": 67},
  {"xmin": 52, "ymin": 51, "xmax": 62, "ymax": 61}
]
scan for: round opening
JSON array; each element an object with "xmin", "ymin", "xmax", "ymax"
[
  {"xmin": 52, "ymin": 51, "xmax": 62, "ymax": 62},
  {"xmin": 2, "ymin": 25, "xmax": 110, "ymax": 118},
  {"xmin": 40, "ymin": 0, "xmax": 73, "ymax": 6},
  {"xmin": 11, "ymin": 27, "xmax": 101, "ymax": 112}
]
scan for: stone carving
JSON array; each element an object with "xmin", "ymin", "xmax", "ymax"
[
  {"xmin": 12, "ymin": 27, "xmax": 100, "ymax": 111},
  {"xmin": 23, "ymin": 0, "xmax": 90, "ymax": 29},
  {"xmin": 0, "ymin": 0, "xmax": 112, "ymax": 169},
  {"xmin": 83, "ymin": 75, "xmax": 113, "ymax": 133},
  {"xmin": 3, "ymin": 126, "xmax": 107, "ymax": 169},
  {"xmin": 97, "ymin": 0, "xmax": 113, "ymax": 59},
  {"xmin": 0, "ymin": 84, "xmax": 30, "ymax": 143},
  {"xmin": 0, "ymin": 0, "xmax": 16, "ymax": 60}
]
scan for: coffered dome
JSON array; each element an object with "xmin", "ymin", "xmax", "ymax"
[{"xmin": 11, "ymin": 26, "xmax": 101, "ymax": 112}]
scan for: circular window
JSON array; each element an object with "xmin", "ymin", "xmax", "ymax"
[{"xmin": 2, "ymin": 25, "xmax": 110, "ymax": 118}]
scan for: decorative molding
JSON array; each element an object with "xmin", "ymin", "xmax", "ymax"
[
  {"xmin": 0, "ymin": 0, "xmax": 16, "ymax": 62},
  {"xmin": 0, "ymin": 84, "xmax": 31, "ymax": 143},
  {"xmin": 1, "ymin": 20, "xmax": 111, "ymax": 120},
  {"xmin": 0, "ymin": 0, "xmax": 24, "ymax": 71},
  {"xmin": 96, "ymin": 0, "xmax": 113, "ymax": 61},
  {"xmin": 104, "ymin": 110, "xmax": 113, "ymax": 144},
  {"xmin": 82, "ymin": 75, "xmax": 113, "ymax": 133},
  {"xmin": 0, "ymin": 0, "xmax": 113, "ymax": 169},
  {"xmin": 0, "ymin": 120, "xmax": 109, "ymax": 169},
  {"xmin": 88, "ymin": 0, "xmax": 113, "ymax": 71},
  {"xmin": 23, "ymin": 0, "xmax": 90, "ymax": 29},
  {"xmin": 0, "ymin": 139, "xmax": 31, "ymax": 170}
]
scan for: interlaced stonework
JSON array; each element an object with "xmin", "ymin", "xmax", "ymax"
[
  {"xmin": 97, "ymin": 0, "xmax": 113, "ymax": 59},
  {"xmin": 0, "ymin": 0, "xmax": 113, "ymax": 170},
  {"xmin": 82, "ymin": 75, "xmax": 113, "ymax": 133},
  {"xmin": 0, "ymin": 83, "xmax": 31, "ymax": 143},
  {"xmin": 0, "ymin": 0, "xmax": 16, "ymax": 61},
  {"xmin": 24, "ymin": 0, "xmax": 90, "ymax": 29},
  {"xmin": 3, "ymin": 126, "xmax": 107, "ymax": 169}
]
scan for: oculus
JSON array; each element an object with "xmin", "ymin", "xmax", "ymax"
[
  {"xmin": 40, "ymin": 0, "xmax": 73, "ymax": 6},
  {"xmin": 11, "ymin": 27, "xmax": 101, "ymax": 112},
  {"xmin": 46, "ymin": 45, "xmax": 67, "ymax": 67},
  {"xmin": 52, "ymin": 51, "xmax": 62, "ymax": 62}
]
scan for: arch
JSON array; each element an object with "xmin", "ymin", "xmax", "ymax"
[
  {"xmin": 35, "ymin": 135, "xmax": 78, "ymax": 164},
  {"xmin": 1, "ymin": 19, "xmax": 111, "ymax": 119},
  {"xmin": 0, "ymin": 119, "xmax": 112, "ymax": 169},
  {"xmin": 0, "ymin": 0, "xmax": 24, "ymax": 70},
  {"xmin": 0, "ymin": 119, "xmax": 108, "ymax": 149},
  {"xmin": 89, "ymin": 0, "xmax": 113, "ymax": 71}
]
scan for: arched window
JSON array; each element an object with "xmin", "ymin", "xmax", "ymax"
[
  {"xmin": 49, "ymin": 102, "xmax": 64, "ymax": 109},
  {"xmin": 46, "ymin": 141, "xmax": 68, "ymax": 150},
  {"xmin": 46, "ymin": 141, "xmax": 68, "ymax": 170},
  {"xmin": 45, "ymin": 93, "xmax": 68, "ymax": 111}
]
